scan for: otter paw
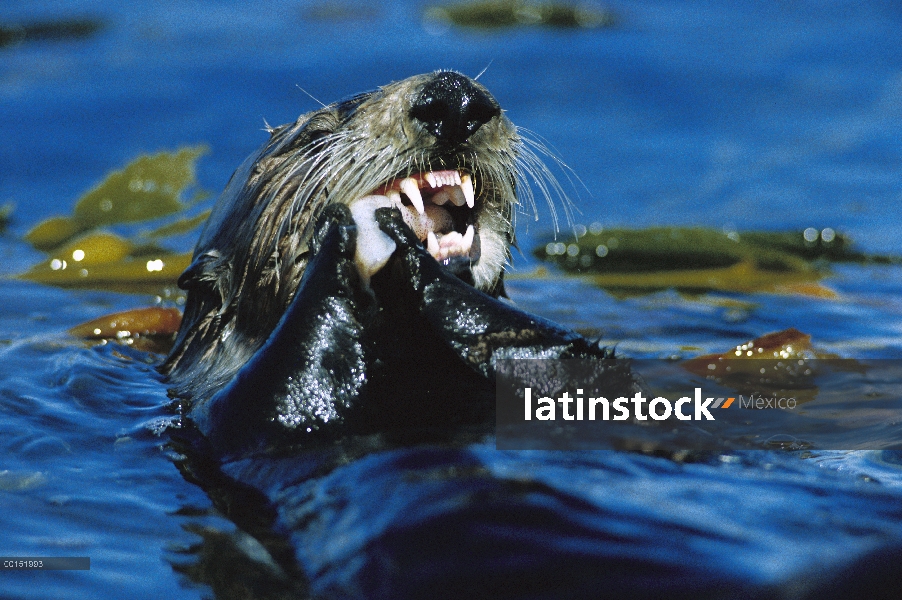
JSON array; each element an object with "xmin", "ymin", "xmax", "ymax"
[
  {"xmin": 311, "ymin": 203, "xmax": 357, "ymax": 258},
  {"xmin": 374, "ymin": 205, "xmax": 430, "ymax": 251}
]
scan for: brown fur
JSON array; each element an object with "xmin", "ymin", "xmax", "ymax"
[{"xmin": 162, "ymin": 72, "xmax": 567, "ymax": 402}]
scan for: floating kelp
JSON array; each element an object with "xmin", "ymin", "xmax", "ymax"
[
  {"xmin": 0, "ymin": 18, "xmax": 105, "ymax": 49},
  {"xmin": 739, "ymin": 228, "xmax": 897, "ymax": 264},
  {"xmin": 20, "ymin": 247, "xmax": 191, "ymax": 293},
  {"xmin": 69, "ymin": 307, "xmax": 182, "ymax": 353},
  {"xmin": 533, "ymin": 226, "xmax": 899, "ymax": 296},
  {"xmin": 679, "ymin": 328, "xmax": 855, "ymax": 409},
  {"xmin": 20, "ymin": 147, "xmax": 208, "ymax": 294},
  {"xmin": 69, "ymin": 306, "xmax": 182, "ymax": 339},
  {"xmin": 425, "ymin": 0, "xmax": 615, "ymax": 30},
  {"xmin": 684, "ymin": 328, "xmax": 817, "ymax": 375},
  {"xmin": 49, "ymin": 231, "xmax": 133, "ymax": 266},
  {"xmin": 25, "ymin": 216, "xmax": 82, "ymax": 251},
  {"xmin": 591, "ymin": 261, "xmax": 831, "ymax": 297},
  {"xmin": 26, "ymin": 147, "xmax": 208, "ymax": 251}
]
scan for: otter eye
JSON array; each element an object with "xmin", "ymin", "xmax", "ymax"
[{"xmin": 334, "ymin": 92, "xmax": 372, "ymax": 120}]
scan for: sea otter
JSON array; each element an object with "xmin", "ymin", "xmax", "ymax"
[
  {"xmin": 154, "ymin": 74, "xmax": 902, "ymax": 600},
  {"xmin": 161, "ymin": 71, "xmax": 638, "ymax": 457}
]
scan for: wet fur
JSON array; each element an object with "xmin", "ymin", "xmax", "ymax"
[
  {"xmin": 161, "ymin": 72, "xmax": 635, "ymax": 455},
  {"xmin": 163, "ymin": 73, "xmax": 559, "ymax": 401}
]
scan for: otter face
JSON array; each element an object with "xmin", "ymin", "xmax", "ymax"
[
  {"xmin": 165, "ymin": 71, "xmax": 569, "ymax": 404},
  {"xmin": 336, "ymin": 71, "xmax": 513, "ymax": 291},
  {"xmin": 258, "ymin": 70, "xmax": 522, "ymax": 292}
]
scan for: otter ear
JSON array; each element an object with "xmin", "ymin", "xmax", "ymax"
[{"xmin": 177, "ymin": 251, "xmax": 225, "ymax": 291}]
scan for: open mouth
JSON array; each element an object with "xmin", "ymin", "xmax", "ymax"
[
  {"xmin": 372, "ymin": 169, "xmax": 479, "ymax": 263},
  {"xmin": 348, "ymin": 168, "xmax": 480, "ymax": 284}
]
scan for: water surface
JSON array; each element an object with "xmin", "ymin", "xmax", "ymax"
[{"xmin": 2, "ymin": 1, "xmax": 902, "ymax": 597}]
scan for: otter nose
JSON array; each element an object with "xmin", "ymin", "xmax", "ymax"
[{"xmin": 410, "ymin": 72, "xmax": 501, "ymax": 145}]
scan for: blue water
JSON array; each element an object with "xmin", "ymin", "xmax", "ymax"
[{"xmin": 2, "ymin": 1, "xmax": 902, "ymax": 597}]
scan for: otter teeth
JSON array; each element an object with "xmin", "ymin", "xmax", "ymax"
[
  {"xmin": 431, "ymin": 186, "xmax": 467, "ymax": 207},
  {"xmin": 461, "ymin": 174, "xmax": 475, "ymax": 208},
  {"xmin": 379, "ymin": 170, "xmax": 475, "ymax": 213},
  {"xmin": 462, "ymin": 223, "xmax": 475, "ymax": 248},
  {"xmin": 429, "ymin": 224, "xmax": 476, "ymax": 261},
  {"xmin": 424, "ymin": 170, "xmax": 462, "ymax": 189},
  {"xmin": 399, "ymin": 177, "xmax": 425, "ymax": 215},
  {"xmin": 431, "ymin": 190, "xmax": 450, "ymax": 206}
]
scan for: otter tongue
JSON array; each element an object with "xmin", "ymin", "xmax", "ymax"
[{"xmin": 349, "ymin": 195, "xmax": 397, "ymax": 284}]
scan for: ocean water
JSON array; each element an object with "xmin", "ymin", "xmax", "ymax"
[{"xmin": 2, "ymin": 1, "xmax": 902, "ymax": 597}]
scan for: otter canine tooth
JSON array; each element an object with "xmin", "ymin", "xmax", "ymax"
[
  {"xmin": 461, "ymin": 174, "xmax": 475, "ymax": 208},
  {"xmin": 453, "ymin": 171, "xmax": 462, "ymax": 185},
  {"xmin": 427, "ymin": 231, "xmax": 440, "ymax": 257},
  {"xmin": 462, "ymin": 224, "xmax": 475, "ymax": 251},
  {"xmin": 400, "ymin": 178, "xmax": 425, "ymax": 214}
]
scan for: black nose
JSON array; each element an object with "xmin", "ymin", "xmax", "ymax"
[{"xmin": 409, "ymin": 72, "xmax": 501, "ymax": 145}]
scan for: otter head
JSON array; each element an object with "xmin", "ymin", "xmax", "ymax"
[
  {"xmin": 346, "ymin": 71, "xmax": 511, "ymax": 291},
  {"xmin": 270, "ymin": 70, "xmax": 521, "ymax": 293},
  {"xmin": 164, "ymin": 71, "xmax": 564, "ymax": 399}
]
